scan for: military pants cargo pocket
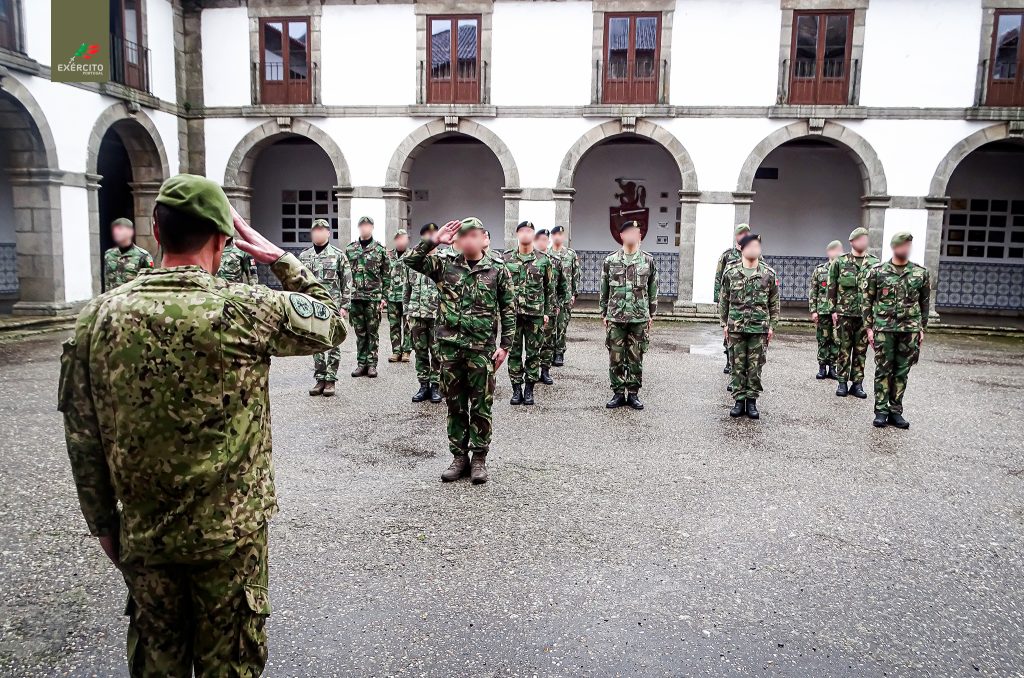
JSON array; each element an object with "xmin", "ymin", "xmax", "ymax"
[{"xmin": 239, "ymin": 583, "xmax": 271, "ymax": 671}]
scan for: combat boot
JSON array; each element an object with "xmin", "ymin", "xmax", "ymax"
[
  {"xmin": 429, "ymin": 384, "xmax": 443, "ymax": 403},
  {"xmin": 401, "ymin": 353, "xmax": 411, "ymax": 362},
  {"xmin": 523, "ymin": 382, "xmax": 535, "ymax": 406},
  {"xmin": 540, "ymin": 367, "xmax": 554, "ymax": 385},
  {"xmin": 888, "ymin": 413, "xmax": 910, "ymax": 429},
  {"xmin": 553, "ymin": 352, "xmax": 564, "ymax": 367},
  {"xmin": 745, "ymin": 399, "xmax": 760, "ymax": 419},
  {"xmin": 441, "ymin": 454, "xmax": 471, "ymax": 482},
  {"xmin": 836, "ymin": 382, "xmax": 848, "ymax": 397},
  {"xmin": 367, "ymin": 366, "xmax": 379, "ymax": 378},
  {"xmin": 412, "ymin": 383, "xmax": 430, "ymax": 402},
  {"xmin": 351, "ymin": 365, "xmax": 368, "ymax": 378},
  {"xmin": 470, "ymin": 451, "xmax": 489, "ymax": 485},
  {"xmin": 729, "ymin": 400, "xmax": 745, "ymax": 417},
  {"xmin": 606, "ymin": 392, "xmax": 626, "ymax": 408},
  {"xmin": 322, "ymin": 382, "xmax": 336, "ymax": 397},
  {"xmin": 308, "ymin": 380, "xmax": 325, "ymax": 396},
  {"xmin": 827, "ymin": 365, "xmax": 839, "ymax": 380},
  {"xmin": 816, "ymin": 364, "xmax": 828, "ymax": 379},
  {"xmin": 388, "ymin": 353, "xmax": 401, "ymax": 363},
  {"xmin": 873, "ymin": 411, "xmax": 888, "ymax": 428},
  {"xmin": 850, "ymin": 382, "xmax": 867, "ymax": 399},
  {"xmin": 626, "ymin": 392, "xmax": 644, "ymax": 410},
  {"xmin": 723, "ymin": 360, "xmax": 731, "ymax": 375},
  {"xmin": 510, "ymin": 384, "xmax": 523, "ymax": 405}
]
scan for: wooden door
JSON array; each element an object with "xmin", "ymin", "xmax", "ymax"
[
  {"xmin": 789, "ymin": 11, "xmax": 852, "ymax": 105},
  {"xmin": 427, "ymin": 16, "xmax": 480, "ymax": 104},
  {"xmin": 260, "ymin": 18, "xmax": 311, "ymax": 105},
  {"xmin": 603, "ymin": 13, "xmax": 660, "ymax": 104},
  {"xmin": 113, "ymin": 0, "xmax": 145, "ymax": 90},
  {"xmin": 987, "ymin": 11, "xmax": 1024, "ymax": 106}
]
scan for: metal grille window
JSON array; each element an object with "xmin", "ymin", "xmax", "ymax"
[
  {"xmin": 602, "ymin": 13, "xmax": 661, "ymax": 104},
  {"xmin": 279, "ymin": 190, "xmax": 338, "ymax": 244},
  {"xmin": 427, "ymin": 15, "xmax": 480, "ymax": 104},
  {"xmin": 788, "ymin": 11, "xmax": 853, "ymax": 105},
  {"xmin": 942, "ymin": 198, "xmax": 1024, "ymax": 261},
  {"xmin": 986, "ymin": 11, "xmax": 1024, "ymax": 106},
  {"xmin": 259, "ymin": 18, "xmax": 311, "ymax": 105}
]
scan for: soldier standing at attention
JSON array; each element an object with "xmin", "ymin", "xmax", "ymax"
[
  {"xmin": 103, "ymin": 217, "xmax": 155, "ymax": 290},
  {"xmin": 549, "ymin": 225, "xmax": 580, "ymax": 367},
  {"xmin": 864, "ymin": 232, "xmax": 931, "ymax": 429},
  {"xmin": 59, "ymin": 174, "xmax": 346, "ymax": 676},
  {"xmin": 406, "ymin": 223, "xmax": 444, "ymax": 404},
  {"xmin": 713, "ymin": 223, "xmax": 751, "ymax": 374},
  {"xmin": 533, "ymin": 228, "xmax": 564, "ymax": 385},
  {"xmin": 216, "ymin": 236, "xmax": 260, "ymax": 284},
  {"xmin": 345, "ymin": 216, "xmax": 390, "ymax": 378},
  {"xmin": 503, "ymin": 221, "xmax": 555, "ymax": 406},
  {"xmin": 719, "ymin": 233, "xmax": 780, "ymax": 420},
  {"xmin": 828, "ymin": 227, "xmax": 879, "ymax": 398},
  {"xmin": 403, "ymin": 218, "xmax": 515, "ymax": 485},
  {"xmin": 300, "ymin": 218, "xmax": 353, "ymax": 397},
  {"xmin": 482, "ymin": 229, "xmax": 504, "ymax": 264},
  {"xmin": 385, "ymin": 229, "xmax": 412, "ymax": 363},
  {"xmin": 600, "ymin": 220, "xmax": 658, "ymax": 411},
  {"xmin": 808, "ymin": 240, "xmax": 843, "ymax": 380}
]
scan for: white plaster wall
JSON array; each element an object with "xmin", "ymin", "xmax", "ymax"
[
  {"xmin": 350, "ymin": 198, "xmax": 386, "ymax": 241},
  {"xmin": 147, "ymin": 0, "xmax": 178, "ymax": 103},
  {"xmin": 321, "ymin": 5, "xmax": 416, "ymax": 106},
  {"xmin": 485, "ymin": 117, "xmax": 598, "ymax": 188},
  {"xmin": 881, "ymin": 209, "xmax": 928, "ymax": 265},
  {"xmin": 317, "ymin": 117, "xmax": 423, "ymax": 186},
  {"xmin": 662, "ymin": 117, "xmax": 787, "ymax": 191},
  {"xmin": 671, "ymin": 0, "xmax": 780, "ymax": 106},
  {"xmin": 201, "ymin": 7, "xmax": 252, "ymax": 108},
  {"xmin": 61, "ymin": 185, "xmax": 93, "ymax": 302},
  {"xmin": 490, "ymin": 2, "xmax": 592, "ymax": 106},
  {"xmin": 203, "ymin": 117, "xmax": 267, "ymax": 185},
  {"xmin": 20, "ymin": 0, "xmax": 51, "ymax": 65},
  {"xmin": 149, "ymin": 109, "xmax": 181, "ymax": 176},
  {"xmin": 519, "ymin": 201, "xmax": 557, "ymax": 233},
  {"xmin": 692, "ymin": 202, "xmax": 736, "ymax": 304},
  {"xmin": 251, "ymin": 142, "xmax": 336, "ymax": 245}
]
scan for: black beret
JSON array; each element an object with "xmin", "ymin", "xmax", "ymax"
[
  {"xmin": 618, "ymin": 220, "xmax": 641, "ymax": 233},
  {"xmin": 516, "ymin": 220, "xmax": 534, "ymax": 232},
  {"xmin": 535, "ymin": 229, "xmax": 550, "ymax": 238},
  {"xmin": 420, "ymin": 222, "xmax": 438, "ymax": 235},
  {"xmin": 551, "ymin": 225, "xmax": 566, "ymax": 234},
  {"xmin": 738, "ymin": 233, "xmax": 761, "ymax": 250}
]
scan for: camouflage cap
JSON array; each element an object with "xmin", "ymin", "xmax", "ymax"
[
  {"xmin": 155, "ymin": 174, "xmax": 235, "ymax": 237},
  {"xmin": 551, "ymin": 225, "xmax": 566, "ymax": 234},
  {"xmin": 516, "ymin": 220, "xmax": 535, "ymax": 232},
  {"xmin": 420, "ymin": 222, "xmax": 438, "ymax": 235},
  {"xmin": 358, "ymin": 216, "xmax": 374, "ymax": 226},
  {"xmin": 458, "ymin": 216, "xmax": 484, "ymax": 234},
  {"xmin": 735, "ymin": 223, "xmax": 751, "ymax": 235},
  {"xmin": 849, "ymin": 227, "xmax": 869, "ymax": 240},
  {"xmin": 311, "ymin": 218, "xmax": 331, "ymax": 231},
  {"xmin": 618, "ymin": 220, "xmax": 641, "ymax": 233},
  {"xmin": 394, "ymin": 228, "xmax": 408, "ymax": 238},
  {"xmin": 890, "ymin": 231, "xmax": 914, "ymax": 247},
  {"xmin": 111, "ymin": 217, "xmax": 134, "ymax": 229},
  {"xmin": 827, "ymin": 239, "xmax": 843, "ymax": 250}
]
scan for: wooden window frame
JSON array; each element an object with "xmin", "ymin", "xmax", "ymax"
[
  {"xmin": 985, "ymin": 9, "xmax": 1024, "ymax": 107},
  {"xmin": 258, "ymin": 16, "xmax": 313, "ymax": 106},
  {"xmin": 601, "ymin": 12, "xmax": 662, "ymax": 105},
  {"xmin": 787, "ymin": 9, "xmax": 854, "ymax": 106},
  {"xmin": 426, "ymin": 14, "xmax": 482, "ymax": 104},
  {"xmin": 111, "ymin": 0, "xmax": 148, "ymax": 91},
  {"xmin": 0, "ymin": 0, "xmax": 20, "ymax": 53}
]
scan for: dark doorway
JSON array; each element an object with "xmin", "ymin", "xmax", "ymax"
[{"xmin": 97, "ymin": 129, "xmax": 134, "ymax": 291}]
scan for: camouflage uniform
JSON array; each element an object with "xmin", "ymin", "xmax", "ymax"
[
  {"xmin": 713, "ymin": 246, "xmax": 743, "ymax": 362},
  {"xmin": 60, "ymin": 241, "xmax": 346, "ymax": 677},
  {"xmin": 808, "ymin": 262, "xmax": 838, "ymax": 366},
  {"xmin": 103, "ymin": 244, "xmax": 155, "ymax": 291},
  {"xmin": 599, "ymin": 249, "xmax": 658, "ymax": 394},
  {"xmin": 404, "ymin": 261, "xmax": 440, "ymax": 386},
  {"xmin": 216, "ymin": 239, "xmax": 259, "ymax": 285},
  {"xmin": 386, "ymin": 248, "xmax": 412, "ymax": 356},
  {"xmin": 550, "ymin": 245, "xmax": 581, "ymax": 357},
  {"xmin": 403, "ymin": 238, "xmax": 515, "ymax": 458},
  {"xmin": 828, "ymin": 252, "xmax": 880, "ymax": 383},
  {"xmin": 502, "ymin": 249, "xmax": 556, "ymax": 385},
  {"xmin": 719, "ymin": 261, "xmax": 781, "ymax": 401},
  {"xmin": 299, "ymin": 243, "xmax": 353, "ymax": 382},
  {"xmin": 863, "ymin": 260, "xmax": 931, "ymax": 415},
  {"xmin": 539, "ymin": 250, "xmax": 568, "ymax": 368},
  {"xmin": 344, "ymin": 238, "xmax": 390, "ymax": 368}
]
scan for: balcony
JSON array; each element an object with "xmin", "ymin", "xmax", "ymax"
[
  {"xmin": 778, "ymin": 57, "xmax": 859, "ymax": 106},
  {"xmin": 109, "ymin": 33, "xmax": 150, "ymax": 93}
]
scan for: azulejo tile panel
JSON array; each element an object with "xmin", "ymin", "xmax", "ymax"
[
  {"xmin": 937, "ymin": 261, "xmax": 1024, "ymax": 310},
  {"xmin": 0, "ymin": 244, "xmax": 17, "ymax": 295},
  {"xmin": 578, "ymin": 250, "xmax": 679, "ymax": 297}
]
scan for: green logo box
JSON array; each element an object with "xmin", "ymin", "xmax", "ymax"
[{"xmin": 51, "ymin": 0, "xmax": 110, "ymax": 83}]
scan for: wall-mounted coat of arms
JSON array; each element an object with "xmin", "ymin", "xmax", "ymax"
[{"xmin": 610, "ymin": 177, "xmax": 649, "ymax": 244}]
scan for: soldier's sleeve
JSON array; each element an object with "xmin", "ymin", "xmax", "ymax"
[
  {"xmin": 381, "ymin": 249, "xmax": 392, "ymax": 299},
  {"xmin": 920, "ymin": 268, "xmax": 932, "ymax": 328},
  {"xmin": 862, "ymin": 267, "xmax": 876, "ymax": 328},
  {"xmin": 260, "ymin": 253, "xmax": 347, "ymax": 356},
  {"xmin": 648, "ymin": 256, "xmax": 659, "ymax": 317},
  {"xmin": 713, "ymin": 252, "xmax": 725, "ymax": 303},
  {"xmin": 808, "ymin": 269, "xmax": 818, "ymax": 313},
  {"xmin": 718, "ymin": 270, "xmax": 730, "ymax": 326},
  {"xmin": 768, "ymin": 271, "xmax": 780, "ymax": 330},
  {"xmin": 403, "ymin": 267, "xmax": 413, "ymax": 307},
  {"xmin": 102, "ymin": 255, "xmax": 112, "ymax": 291},
  {"xmin": 598, "ymin": 258, "xmax": 610, "ymax": 317},
  {"xmin": 544, "ymin": 262, "xmax": 555, "ymax": 317},
  {"xmin": 340, "ymin": 257, "xmax": 353, "ymax": 310},
  {"xmin": 826, "ymin": 258, "xmax": 839, "ymax": 312},
  {"xmin": 58, "ymin": 314, "xmax": 118, "ymax": 538},
  {"xmin": 142, "ymin": 250, "xmax": 155, "ymax": 269},
  {"xmin": 245, "ymin": 254, "xmax": 259, "ymax": 285},
  {"xmin": 572, "ymin": 254, "xmax": 581, "ymax": 298},
  {"xmin": 403, "ymin": 239, "xmax": 443, "ymax": 281},
  {"xmin": 498, "ymin": 267, "xmax": 516, "ymax": 350}
]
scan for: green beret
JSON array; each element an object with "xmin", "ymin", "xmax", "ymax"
[
  {"xmin": 618, "ymin": 220, "xmax": 641, "ymax": 233},
  {"xmin": 890, "ymin": 231, "xmax": 914, "ymax": 247},
  {"xmin": 735, "ymin": 223, "xmax": 751, "ymax": 235},
  {"xmin": 849, "ymin": 227, "xmax": 869, "ymax": 241},
  {"xmin": 827, "ymin": 240, "xmax": 843, "ymax": 250},
  {"xmin": 459, "ymin": 216, "xmax": 484, "ymax": 234},
  {"xmin": 311, "ymin": 218, "xmax": 330, "ymax": 231},
  {"xmin": 394, "ymin": 229, "xmax": 408, "ymax": 238},
  {"xmin": 358, "ymin": 216, "xmax": 374, "ymax": 226},
  {"xmin": 111, "ymin": 217, "xmax": 134, "ymax": 229},
  {"xmin": 155, "ymin": 174, "xmax": 234, "ymax": 237}
]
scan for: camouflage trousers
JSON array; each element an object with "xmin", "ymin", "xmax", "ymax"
[
  {"xmin": 120, "ymin": 526, "xmax": 269, "ymax": 678},
  {"xmin": 350, "ymin": 299, "xmax": 382, "ymax": 367},
  {"xmin": 313, "ymin": 346, "xmax": 340, "ymax": 382},
  {"xmin": 386, "ymin": 301, "xmax": 412, "ymax": 354},
  {"xmin": 409, "ymin": 316, "xmax": 439, "ymax": 384},
  {"xmin": 541, "ymin": 311, "xmax": 557, "ymax": 367},
  {"xmin": 438, "ymin": 346, "xmax": 495, "ymax": 456},
  {"xmin": 508, "ymin": 314, "xmax": 545, "ymax": 385},
  {"xmin": 836, "ymin": 315, "xmax": 869, "ymax": 383},
  {"xmin": 554, "ymin": 305, "xmax": 572, "ymax": 354},
  {"xmin": 606, "ymin": 320, "xmax": 648, "ymax": 394},
  {"xmin": 815, "ymin": 315, "xmax": 839, "ymax": 366},
  {"xmin": 872, "ymin": 331, "xmax": 921, "ymax": 415},
  {"xmin": 729, "ymin": 332, "xmax": 768, "ymax": 400}
]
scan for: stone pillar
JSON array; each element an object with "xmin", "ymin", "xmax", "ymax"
[
  {"xmin": 673, "ymin": 189, "xmax": 700, "ymax": 310},
  {"xmin": 863, "ymin": 194, "xmax": 891, "ymax": 258},
  {"xmin": 222, "ymin": 186, "xmax": 253, "ymax": 223},
  {"xmin": 553, "ymin": 187, "xmax": 575, "ymax": 242},
  {"xmin": 86, "ymin": 173, "xmax": 102, "ymax": 297},
  {"xmin": 923, "ymin": 196, "xmax": 948, "ymax": 321},
  {"xmin": 9, "ymin": 168, "xmax": 70, "ymax": 315},
  {"xmin": 501, "ymin": 187, "xmax": 522, "ymax": 250},
  {"xmin": 334, "ymin": 184, "xmax": 353, "ymax": 243},
  {"xmin": 732, "ymin": 191, "xmax": 754, "ymax": 227},
  {"xmin": 382, "ymin": 186, "xmax": 410, "ymax": 243},
  {"xmin": 130, "ymin": 181, "xmax": 163, "ymax": 262}
]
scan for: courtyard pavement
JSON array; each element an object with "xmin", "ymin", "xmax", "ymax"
[{"xmin": 0, "ymin": 319, "xmax": 1022, "ymax": 677}]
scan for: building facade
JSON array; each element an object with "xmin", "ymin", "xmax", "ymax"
[{"xmin": 0, "ymin": 0, "xmax": 1022, "ymax": 315}]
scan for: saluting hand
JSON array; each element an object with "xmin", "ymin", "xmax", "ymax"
[
  {"xmin": 231, "ymin": 207, "xmax": 286, "ymax": 264},
  {"xmin": 434, "ymin": 221, "xmax": 461, "ymax": 246}
]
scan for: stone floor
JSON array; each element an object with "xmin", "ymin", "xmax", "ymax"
[{"xmin": 1, "ymin": 320, "xmax": 1022, "ymax": 677}]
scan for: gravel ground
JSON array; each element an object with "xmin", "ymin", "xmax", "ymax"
[{"xmin": 1, "ymin": 319, "xmax": 1023, "ymax": 677}]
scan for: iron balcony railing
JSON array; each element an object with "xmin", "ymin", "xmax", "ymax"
[
  {"xmin": 778, "ymin": 57, "xmax": 860, "ymax": 105},
  {"xmin": 109, "ymin": 33, "xmax": 151, "ymax": 93}
]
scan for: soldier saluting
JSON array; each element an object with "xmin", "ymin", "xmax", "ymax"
[
  {"xmin": 59, "ymin": 174, "xmax": 347, "ymax": 676},
  {"xmin": 600, "ymin": 219, "xmax": 658, "ymax": 410},
  {"xmin": 828, "ymin": 227, "xmax": 879, "ymax": 399}
]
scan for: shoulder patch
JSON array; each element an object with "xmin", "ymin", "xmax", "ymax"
[
  {"xmin": 312, "ymin": 300, "xmax": 332, "ymax": 320},
  {"xmin": 289, "ymin": 293, "xmax": 315, "ymax": 318}
]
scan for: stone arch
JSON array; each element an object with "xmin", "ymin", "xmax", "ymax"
[
  {"xmin": 929, "ymin": 123, "xmax": 1017, "ymax": 198},
  {"xmin": 224, "ymin": 119, "xmax": 351, "ymax": 190}
]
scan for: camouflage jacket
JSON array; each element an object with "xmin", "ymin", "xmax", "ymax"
[
  {"xmin": 713, "ymin": 247, "xmax": 742, "ymax": 303},
  {"xmin": 599, "ymin": 249, "xmax": 658, "ymax": 323},
  {"xmin": 503, "ymin": 249, "xmax": 556, "ymax": 317},
  {"xmin": 719, "ymin": 261, "xmax": 781, "ymax": 333},
  {"xmin": 104, "ymin": 245, "xmax": 155, "ymax": 291},
  {"xmin": 299, "ymin": 243, "xmax": 353, "ymax": 310},
  {"xmin": 543, "ymin": 249, "xmax": 571, "ymax": 311},
  {"xmin": 863, "ymin": 260, "xmax": 931, "ymax": 332},
  {"xmin": 386, "ymin": 249, "xmax": 410, "ymax": 302},
  {"xmin": 343, "ymin": 239, "xmax": 390, "ymax": 302},
  {"xmin": 404, "ymin": 264, "xmax": 439, "ymax": 319},
  {"xmin": 828, "ymin": 252, "xmax": 879, "ymax": 317},
  {"xmin": 807, "ymin": 262, "xmax": 831, "ymax": 314},
  {"xmin": 58, "ymin": 254, "xmax": 346, "ymax": 563},
  {"xmin": 549, "ymin": 246, "xmax": 581, "ymax": 305},
  {"xmin": 216, "ymin": 241, "xmax": 259, "ymax": 285},
  {"xmin": 403, "ymin": 239, "xmax": 515, "ymax": 352}
]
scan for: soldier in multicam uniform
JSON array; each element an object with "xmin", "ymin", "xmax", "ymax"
[
  {"xmin": 864, "ymin": 232, "xmax": 931, "ymax": 430},
  {"xmin": 828, "ymin": 227, "xmax": 879, "ymax": 399},
  {"xmin": 406, "ymin": 223, "xmax": 444, "ymax": 404},
  {"xmin": 713, "ymin": 223, "xmax": 751, "ymax": 374},
  {"xmin": 503, "ymin": 221, "xmax": 556, "ymax": 406},
  {"xmin": 103, "ymin": 218, "xmax": 155, "ymax": 290},
  {"xmin": 59, "ymin": 174, "xmax": 346, "ymax": 677},
  {"xmin": 719, "ymin": 232, "xmax": 780, "ymax": 420},
  {"xmin": 533, "ymin": 228, "xmax": 564, "ymax": 385},
  {"xmin": 549, "ymin": 225, "xmax": 580, "ymax": 367},
  {"xmin": 808, "ymin": 239, "xmax": 843, "ymax": 380},
  {"xmin": 600, "ymin": 220, "xmax": 658, "ymax": 411},
  {"xmin": 403, "ymin": 217, "xmax": 515, "ymax": 485},
  {"xmin": 385, "ymin": 229, "xmax": 412, "ymax": 363},
  {"xmin": 344, "ymin": 216, "xmax": 391, "ymax": 378},
  {"xmin": 216, "ymin": 237, "xmax": 260, "ymax": 284},
  {"xmin": 299, "ymin": 218, "xmax": 354, "ymax": 397}
]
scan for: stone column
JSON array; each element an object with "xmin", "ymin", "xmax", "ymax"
[
  {"xmin": 382, "ymin": 186, "xmax": 410, "ymax": 243},
  {"xmin": 86, "ymin": 173, "xmax": 102, "ymax": 297},
  {"xmin": 334, "ymin": 184, "xmax": 353, "ymax": 242},
  {"xmin": 863, "ymin": 194, "xmax": 891, "ymax": 258},
  {"xmin": 9, "ymin": 168, "xmax": 70, "ymax": 315},
  {"xmin": 923, "ymin": 195, "xmax": 948, "ymax": 321},
  {"xmin": 673, "ymin": 189, "xmax": 701, "ymax": 310},
  {"xmin": 130, "ymin": 181, "xmax": 163, "ymax": 262},
  {"xmin": 552, "ymin": 187, "xmax": 575, "ymax": 242},
  {"xmin": 501, "ymin": 187, "xmax": 522, "ymax": 250},
  {"xmin": 732, "ymin": 191, "xmax": 754, "ymax": 227},
  {"xmin": 222, "ymin": 186, "xmax": 253, "ymax": 223}
]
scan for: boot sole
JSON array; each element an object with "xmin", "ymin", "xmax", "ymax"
[
  {"xmin": 873, "ymin": 421, "xmax": 888, "ymax": 428},
  {"xmin": 322, "ymin": 392, "xmax": 335, "ymax": 398},
  {"xmin": 471, "ymin": 476, "xmax": 488, "ymax": 485},
  {"xmin": 852, "ymin": 394, "xmax": 867, "ymax": 399}
]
